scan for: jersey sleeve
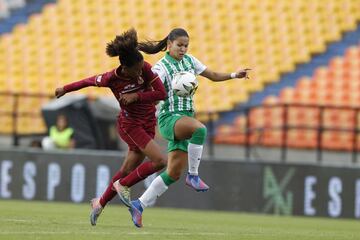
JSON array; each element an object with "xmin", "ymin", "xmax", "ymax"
[
  {"xmin": 137, "ymin": 61, "xmax": 166, "ymax": 103},
  {"xmin": 137, "ymin": 77, "xmax": 166, "ymax": 103},
  {"xmin": 188, "ymin": 54, "xmax": 207, "ymax": 75},
  {"xmin": 151, "ymin": 63, "xmax": 167, "ymax": 83},
  {"xmin": 93, "ymin": 71, "xmax": 113, "ymax": 87},
  {"xmin": 63, "ymin": 70, "xmax": 113, "ymax": 93}
]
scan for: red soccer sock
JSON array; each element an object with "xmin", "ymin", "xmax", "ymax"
[
  {"xmin": 99, "ymin": 169, "xmax": 124, "ymax": 207},
  {"xmin": 120, "ymin": 161, "xmax": 156, "ymax": 187}
]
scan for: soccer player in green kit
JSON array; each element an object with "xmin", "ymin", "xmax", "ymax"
[{"xmin": 124, "ymin": 28, "xmax": 251, "ymax": 227}]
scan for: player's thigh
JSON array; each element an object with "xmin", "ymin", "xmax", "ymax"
[
  {"xmin": 121, "ymin": 150, "xmax": 145, "ymax": 175},
  {"xmin": 166, "ymin": 150, "xmax": 187, "ymax": 180},
  {"xmin": 173, "ymin": 116, "xmax": 205, "ymax": 141},
  {"xmin": 118, "ymin": 128, "xmax": 140, "ymax": 152},
  {"xmin": 118, "ymin": 121, "xmax": 155, "ymax": 151},
  {"xmin": 141, "ymin": 139, "xmax": 166, "ymax": 164}
]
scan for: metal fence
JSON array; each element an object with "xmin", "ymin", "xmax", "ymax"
[
  {"xmin": 198, "ymin": 103, "xmax": 360, "ymax": 163},
  {"xmin": 1, "ymin": 92, "xmax": 359, "ymax": 162}
]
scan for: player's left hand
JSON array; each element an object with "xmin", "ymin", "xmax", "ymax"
[
  {"xmin": 121, "ymin": 93, "xmax": 139, "ymax": 105},
  {"xmin": 236, "ymin": 68, "xmax": 251, "ymax": 79}
]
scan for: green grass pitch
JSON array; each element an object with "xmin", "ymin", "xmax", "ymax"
[{"xmin": 0, "ymin": 200, "xmax": 359, "ymax": 240}]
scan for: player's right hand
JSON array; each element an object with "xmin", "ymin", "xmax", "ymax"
[
  {"xmin": 236, "ymin": 68, "xmax": 251, "ymax": 79},
  {"xmin": 55, "ymin": 87, "xmax": 66, "ymax": 98}
]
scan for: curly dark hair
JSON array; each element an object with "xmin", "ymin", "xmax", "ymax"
[{"xmin": 106, "ymin": 28, "xmax": 143, "ymax": 67}]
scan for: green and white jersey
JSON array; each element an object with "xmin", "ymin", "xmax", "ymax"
[{"xmin": 152, "ymin": 52, "xmax": 206, "ymax": 115}]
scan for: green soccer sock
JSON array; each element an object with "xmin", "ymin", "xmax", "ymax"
[
  {"xmin": 160, "ymin": 171, "xmax": 176, "ymax": 186},
  {"xmin": 139, "ymin": 172, "xmax": 175, "ymax": 208},
  {"xmin": 188, "ymin": 127, "xmax": 207, "ymax": 174}
]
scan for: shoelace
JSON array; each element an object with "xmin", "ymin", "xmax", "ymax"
[
  {"xmin": 192, "ymin": 176, "xmax": 200, "ymax": 184},
  {"xmin": 122, "ymin": 186, "xmax": 131, "ymax": 200}
]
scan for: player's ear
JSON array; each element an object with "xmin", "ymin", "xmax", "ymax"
[{"xmin": 167, "ymin": 39, "xmax": 172, "ymax": 48}]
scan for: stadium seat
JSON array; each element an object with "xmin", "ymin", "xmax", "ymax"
[
  {"xmin": 1, "ymin": 0, "xmax": 360, "ymax": 134},
  {"xmin": 218, "ymin": 43, "xmax": 360, "ymax": 151}
]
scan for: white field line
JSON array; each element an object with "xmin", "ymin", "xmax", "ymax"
[
  {"xmin": 0, "ymin": 218, "xmax": 36, "ymax": 223},
  {"xmin": 0, "ymin": 218, "xmax": 88, "ymax": 225},
  {"xmin": 0, "ymin": 231, "xmax": 227, "ymax": 236}
]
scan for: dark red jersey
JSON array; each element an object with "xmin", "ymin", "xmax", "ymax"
[{"xmin": 63, "ymin": 61, "xmax": 166, "ymax": 123}]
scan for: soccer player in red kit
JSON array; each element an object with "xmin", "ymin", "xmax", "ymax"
[{"xmin": 55, "ymin": 28, "xmax": 167, "ymax": 226}]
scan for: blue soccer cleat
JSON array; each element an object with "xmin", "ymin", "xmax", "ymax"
[
  {"xmin": 185, "ymin": 173, "xmax": 209, "ymax": 192},
  {"xmin": 129, "ymin": 199, "xmax": 143, "ymax": 228}
]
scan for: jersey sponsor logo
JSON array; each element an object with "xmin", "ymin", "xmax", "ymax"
[
  {"xmin": 124, "ymin": 84, "xmax": 136, "ymax": 90},
  {"xmin": 121, "ymin": 84, "xmax": 142, "ymax": 94}
]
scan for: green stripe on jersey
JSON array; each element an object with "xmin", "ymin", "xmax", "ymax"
[{"xmin": 158, "ymin": 53, "xmax": 196, "ymax": 114}]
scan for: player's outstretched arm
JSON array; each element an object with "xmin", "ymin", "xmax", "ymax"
[
  {"xmin": 200, "ymin": 68, "xmax": 251, "ymax": 82},
  {"xmin": 55, "ymin": 72, "xmax": 111, "ymax": 98}
]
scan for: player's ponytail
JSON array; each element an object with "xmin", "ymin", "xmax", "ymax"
[
  {"xmin": 138, "ymin": 37, "xmax": 168, "ymax": 54},
  {"xmin": 106, "ymin": 28, "xmax": 143, "ymax": 67},
  {"xmin": 138, "ymin": 28, "xmax": 189, "ymax": 54}
]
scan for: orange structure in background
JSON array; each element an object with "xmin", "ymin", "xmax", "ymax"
[
  {"xmin": 0, "ymin": 0, "xmax": 359, "ymax": 134},
  {"xmin": 216, "ymin": 45, "xmax": 360, "ymax": 151}
]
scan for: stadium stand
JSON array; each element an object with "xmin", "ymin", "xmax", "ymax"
[
  {"xmin": 216, "ymin": 44, "xmax": 360, "ymax": 151},
  {"xmin": 0, "ymin": 0, "xmax": 359, "ymax": 135}
]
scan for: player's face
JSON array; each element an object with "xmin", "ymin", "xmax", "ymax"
[
  {"xmin": 123, "ymin": 60, "xmax": 144, "ymax": 80},
  {"xmin": 168, "ymin": 36, "xmax": 189, "ymax": 61}
]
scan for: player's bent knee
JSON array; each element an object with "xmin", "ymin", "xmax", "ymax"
[{"xmin": 190, "ymin": 127, "xmax": 207, "ymax": 145}]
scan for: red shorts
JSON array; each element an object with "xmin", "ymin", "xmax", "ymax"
[{"xmin": 117, "ymin": 119, "xmax": 156, "ymax": 152}]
